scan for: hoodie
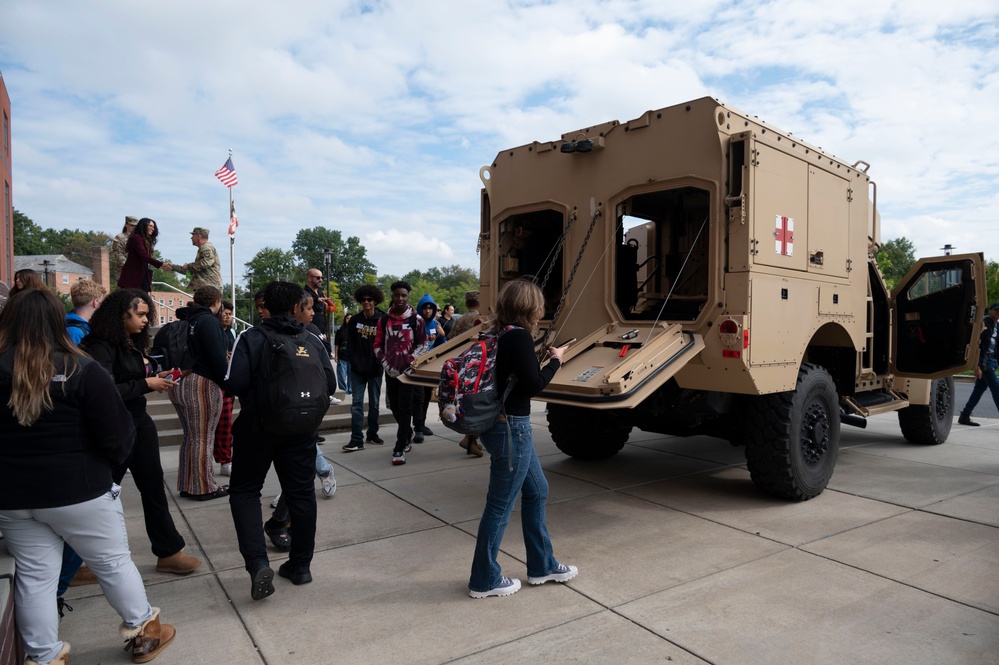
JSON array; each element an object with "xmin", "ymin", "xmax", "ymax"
[
  {"xmin": 373, "ymin": 304, "xmax": 427, "ymax": 377},
  {"xmin": 417, "ymin": 293, "xmax": 446, "ymax": 350}
]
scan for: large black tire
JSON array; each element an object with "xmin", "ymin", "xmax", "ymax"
[
  {"xmin": 897, "ymin": 376, "xmax": 954, "ymax": 445},
  {"xmin": 743, "ymin": 363, "xmax": 840, "ymax": 501},
  {"xmin": 548, "ymin": 404, "xmax": 632, "ymax": 460}
]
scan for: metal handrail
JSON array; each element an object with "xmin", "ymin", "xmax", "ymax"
[{"xmin": 151, "ymin": 281, "xmax": 252, "ymax": 333}]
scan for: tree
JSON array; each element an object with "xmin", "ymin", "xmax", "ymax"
[
  {"xmin": 61, "ymin": 230, "xmax": 113, "ymax": 270},
  {"xmin": 986, "ymin": 259, "xmax": 999, "ymax": 310},
  {"xmin": 244, "ymin": 247, "xmax": 303, "ymax": 290},
  {"xmin": 12, "ymin": 209, "xmax": 47, "ymax": 255},
  {"xmin": 876, "ymin": 237, "xmax": 916, "ymax": 289},
  {"xmin": 292, "ymin": 227, "xmax": 376, "ymax": 305}
]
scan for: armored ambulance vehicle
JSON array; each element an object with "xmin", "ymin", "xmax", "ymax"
[{"xmin": 408, "ymin": 97, "xmax": 986, "ymax": 500}]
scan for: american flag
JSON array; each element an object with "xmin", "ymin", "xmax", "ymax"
[
  {"xmin": 228, "ymin": 201, "xmax": 239, "ymax": 236},
  {"xmin": 215, "ymin": 157, "xmax": 238, "ymax": 187}
]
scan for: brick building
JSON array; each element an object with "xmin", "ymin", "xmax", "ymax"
[{"xmin": 1, "ymin": 69, "xmax": 12, "ymax": 289}]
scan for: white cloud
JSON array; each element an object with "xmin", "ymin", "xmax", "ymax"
[{"xmin": 1, "ymin": 0, "xmax": 997, "ymax": 285}]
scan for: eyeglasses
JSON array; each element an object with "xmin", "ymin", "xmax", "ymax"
[{"xmin": 358, "ymin": 297, "xmax": 375, "ymax": 303}]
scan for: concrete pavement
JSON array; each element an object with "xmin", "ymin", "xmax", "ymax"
[{"xmin": 51, "ymin": 407, "xmax": 999, "ymax": 664}]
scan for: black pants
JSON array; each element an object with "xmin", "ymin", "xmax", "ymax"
[
  {"xmin": 228, "ymin": 414, "xmax": 318, "ymax": 571},
  {"xmin": 112, "ymin": 412, "xmax": 185, "ymax": 558},
  {"xmin": 413, "ymin": 387, "xmax": 432, "ymax": 431},
  {"xmin": 385, "ymin": 376, "xmax": 421, "ymax": 452}
]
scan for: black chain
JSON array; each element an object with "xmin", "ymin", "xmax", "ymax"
[{"xmin": 538, "ymin": 204, "xmax": 602, "ymax": 358}]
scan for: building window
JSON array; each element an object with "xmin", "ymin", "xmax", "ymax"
[
  {"xmin": 169, "ymin": 298, "xmax": 174, "ymax": 307},
  {"xmin": 62, "ymin": 273, "xmax": 69, "ymax": 284},
  {"xmin": 160, "ymin": 316, "xmax": 165, "ymax": 325},
  {"xmin": 2, "ymin": 111, "xmax": 7, "ymax": 155},
  {"xmin": 159, "ymin": 299, "xmax": 164, "ymax": 306}
]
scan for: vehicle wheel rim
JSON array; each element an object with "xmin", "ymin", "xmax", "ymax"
[
  {"xmin": 801, "ymin": 401, "xmax": 830, "ymax": 466},
  {"xmin": 933, "ymin": 381, "xmax": 951, "ymax": 422}
]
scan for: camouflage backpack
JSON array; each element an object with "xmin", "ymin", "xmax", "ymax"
[{"xmin": 437, "ymin": 325, "xmax": 519, "ymax": 436}]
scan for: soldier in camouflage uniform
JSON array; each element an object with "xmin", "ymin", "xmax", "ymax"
[
  {"xmin": 110, "ymin": 216, "xmax": 138, "ymax": 282},
  {"xmin": 180, "ymin": 227, "xmax": 223, "ymax": 291}
]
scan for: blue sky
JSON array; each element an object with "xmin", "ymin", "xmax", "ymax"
[{"xmin": 1, "ymin": 0, "xmax": 997, "ymax": 283}]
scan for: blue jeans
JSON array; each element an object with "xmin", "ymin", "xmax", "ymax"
[
  {"xmin": 337, "ymin": 358, "xmax": 352, "ymax": 394},
  {"xmin": 961, "ymin": 356, "xmax": 999, "ymax": 416},
  {"xmin": 349, "ymin": 370, "xmax": 383, "ymax": 443},
  {"xmin": 468, "ymin": 415, "xmax": 558, "ymax": 592}
]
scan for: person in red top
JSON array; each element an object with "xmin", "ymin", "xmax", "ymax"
[
  {"xmin": 117, "ymin": 218, "xmax": 172, "ymax": 291},
  {"xmin": 373, "ymin": 280, "xmax": 427, "ymax": 465}
]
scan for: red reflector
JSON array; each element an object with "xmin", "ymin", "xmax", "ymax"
[
  {"xmin": 743, "ymin": 329, "xmax": 750, "ymax": 349},
  {"xmin": 722, "ymin": 350, "xmax": 742, "ymax": 358},
  {"xmin": 719, "ymin": 319, "xmax": 738, "ymax": 335}
]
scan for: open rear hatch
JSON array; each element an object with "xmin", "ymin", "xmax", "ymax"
[{"xmin": 403, "ymin": 322, "xmax": 704, "ymax": 410}]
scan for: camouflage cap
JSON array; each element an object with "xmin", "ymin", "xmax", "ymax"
[
  {"xmin": 464, "ymin": 290, "xmax": 480, "ymax": 303},
  {"xmin": 125, "ymin": 216, "xmax": 138, "ymax": 225},
  {"xmin": 191, "ymin": 227, "xmax": 210, "ymax": 238}
]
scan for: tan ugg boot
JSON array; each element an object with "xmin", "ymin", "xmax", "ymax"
[
  {"xmin": 155, "ymin": 550, "xmax": 202, "ymax": 574},
  {"xmin": 120, "ymin": 607, "xmax": 176, "ymax": 663},
  {"xmin": 69, "ymin": 564, "xmax": 98, "ymax": 586},
  {"xmin": 26, "ymin": 642, "xmax": 70, "ymax": 665}
]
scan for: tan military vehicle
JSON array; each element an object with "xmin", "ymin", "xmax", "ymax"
[{"xmin": 407, "ymin": 97, "xmax": 986, "ymax": 501}]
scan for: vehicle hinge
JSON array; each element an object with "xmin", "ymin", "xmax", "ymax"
[
  {"xmin": 846, "ymin": 258, "xmax": 853, "ymax": 272},
  {"xmin": 749, "ymin": 238, "xmax": 760, "ymax": 255},
  {"xmin": 847, "ymin": 187, "xmax": 854, "ymax": 202},
  {"xmin": 751, "ymin": 149, "xmax": 760, "ymax": 167}
]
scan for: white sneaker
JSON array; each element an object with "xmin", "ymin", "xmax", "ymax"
[
  {"xmin": 270, "ymin": 493, "xmax": 281, "ymax": 508},
  {"xmin": 469, "ymin": 577, "xmax": 521, "ymax": 599},
  {"xmin": 321, "ymin": 471, "xmax": 336, "ymax": 498},
  {"xmin": 329, "ymin": 396, "xmax": 343, "ymax": 404},
  {"xmin": 220, "ymin": 463, "xmax": 232, "ymax": 476},
  {"xmin": 527, "ymin": 563, "xmax": 578, "ymax": 585}
]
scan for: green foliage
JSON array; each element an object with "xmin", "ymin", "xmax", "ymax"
[
  {"xmin": 986, "ymin": 259, "xmax": 999, "ymax": 308},
  {"xmin": 61, "ymin": 230, "xmax": 113, "ymax": 270},
  {"xmin": 291, "ymin": 227, "xmax": 376, "ymax": 304},
  {"xmin": 876, "ymin": 237, "xmax": 916, "ymax": 290},
  {"xmin": 13, "ymin": 209, "xmax": 47, "ymax": 255},
  {"xmin": 244, "ymin": 247, "xmax": 304, "ymax": 294}
]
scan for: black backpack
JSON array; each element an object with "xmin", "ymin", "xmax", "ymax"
[
  {"xmin": 257, "ymin": 327, "xmax": 330, "ymax": 436},
  {"xmin": 151, "ymin": 320, "xmax": 196, "ymax": 371}
]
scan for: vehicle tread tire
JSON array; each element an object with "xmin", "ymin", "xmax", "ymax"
[
  {"xmin": 897, "ymin": 376, "xmax": 954, "ymax": 446},
  {"xmin": 743, "ymin": 363, "xmax": 840, "ymax": 501},
  {"xmin": 548, "ymin": 404, "xmax": 631, "ymax": 460}
]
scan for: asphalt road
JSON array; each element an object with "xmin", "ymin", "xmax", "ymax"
[{"xmin": 954, "ymin": 376, "xmax": 999, "ymax": 420}]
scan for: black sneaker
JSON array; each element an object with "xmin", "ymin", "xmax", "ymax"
[
  {"xmin": 413, "ymin": 432, "xmax": 425, "ymax": 444},
  {"xmin": 421, "ymin": 426, "xmax": 434, "ymax": 436},
  {"xmin": 366, "ymin": 433, "xmax": 385, "ymax": 445},
  {"xmin": 342, "ymin": 441, "xmax": 365, "ymax": 452},
  {"xmin": 250, "ymin": 564, "xmax": 275, "ymax": 601},
  {"xmin": 278, "ymin": 561, "xmax": 313, "ymax": 585},
  {"xmin": 958, "ymin": 414, "xmax": 980, "ymax": 426}
]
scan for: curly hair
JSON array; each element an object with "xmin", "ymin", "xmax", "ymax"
[
  {"xmin": 86, "ymin": 288, "xmax": 156, "ymax": 350},
  {"xmin": 353, "ymin": 284, "xmax": 384, "ymax": 305},
  {"xmin": 193, "ymin": 285, "xmax": 222, "ymax": 308},
  {"xmin": 135, "ymin": 218, "xmax": 158, "ymax": 248},
  {"xmin": 389, "ymin": 280, "xmax": 411, "ymax": 294}
]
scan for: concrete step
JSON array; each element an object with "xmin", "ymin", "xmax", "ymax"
[{"xmin": 150, "ymin": 391, "xmax": 398, "ymax": 446}]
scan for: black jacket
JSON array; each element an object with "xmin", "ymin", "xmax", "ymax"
[
  {"xmin": 80, "ymin": 337, "xmax": 157, "ymax": 418},
  {"xmin": 346, "ymin": 309, "xmax": 385, "ymax": 377},
  {"xmin": 976, "ymin": 316, "xmax": 998, "ymax": 370},
  {"xmin": 497, "ymin": 327, "xmax": 561, "ymax": 417},
  {"xmin": 0, "ymin": 351, "xmax": 135, "ymax": 510},
  {"xmin": 224, "ymin": 315, "xmax": 337, "ymax": 418},
  {"xmin": 176, "ymin": 305, "xmax": 229, "ymax": 385}
]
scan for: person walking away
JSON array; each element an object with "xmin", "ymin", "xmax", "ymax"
[
  {"xmin": 342, "ymin": 285, "xmax": 386, "ymax": 452},
  {"xmin": 225, "ymin": 281, "xmax": 337, "ymax": 599},
  {"xmin": 0, "ymin": 289, "xmax": 175, "ymax": 664},
  {"xmin": 374, "ymin": 280, "xmax": 428, "ymax": 466},
  {"xmin": 110, "ymin": 215, "xmax": 138, "ymax": 282},
  {"xmin": 171, "ymin": 286, "xmax": 230, "ymax": 500},
  {"xmin": 958, "ymin": 302, "xmax": 999, "ymax": 426},
  {"xmin": 468, "ymin": 279, "xmax": 577, "ymax": 598},
  {"xmin": 81, "ymin": 289, "xmax": 202, "ymax": 576},
  {"xmin": 450, "ymin": 290, "xmax": 486, "ymax": 457},
  {"xmin": 413, "ymin": 293, "xmax": 446, "ymax": 442},
  {"xmin": 177, "ymin": 227, "xmax": 223, "ymax": 291},
  {"xmin": 64, "ymin": 279, "xmax": 106, "ymax": 345},
  {"xmin": 117, "ymin": 218, "xmax": 172, "ymax": 291},
  {"xmin": 215, "ymin": 301, "xmax": 237, "ymax": 476},
  {"xmin": 334, "ymin": 313, "xmax": 353, "ymax": 395}
]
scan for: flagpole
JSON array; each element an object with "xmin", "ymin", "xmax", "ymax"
[{"xmin": 226, "ymin": 148, "xmax": 236, "ymax": 318}]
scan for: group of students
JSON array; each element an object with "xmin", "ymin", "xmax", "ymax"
[{"xmin": 0, "ymin": 273, "xmax": 580, "ymax": 663}]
